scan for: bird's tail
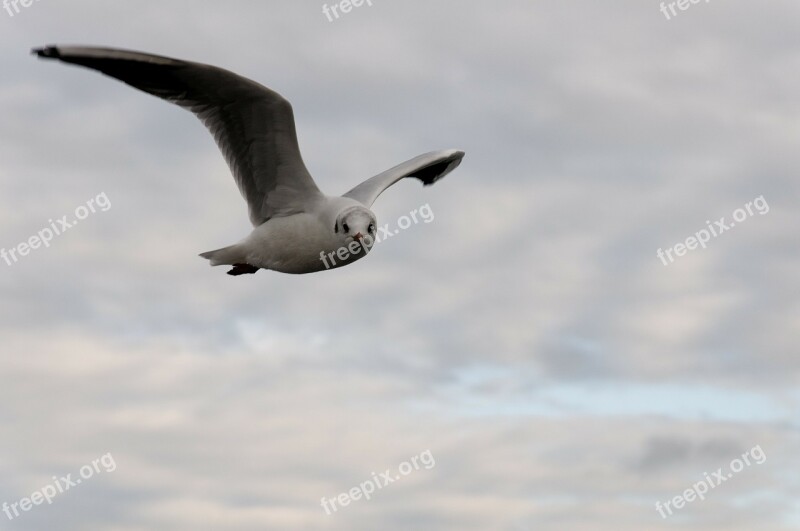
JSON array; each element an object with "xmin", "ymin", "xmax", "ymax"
[{"xmin": 199, "ymin": 244, "xmax": 246, "ymax": 266}]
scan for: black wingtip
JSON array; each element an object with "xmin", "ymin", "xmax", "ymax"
[
  {"xmin": 31, "ymin": 45, "xmax": 59, "ymax": 59},
  {"xmin": 415, "ymin": 149, "xmax": 465, "ymax": 186}
]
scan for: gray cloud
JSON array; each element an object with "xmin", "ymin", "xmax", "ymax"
[{"xmin": 1, "ymin": 1, "xmax": 798, "ymax": 529}]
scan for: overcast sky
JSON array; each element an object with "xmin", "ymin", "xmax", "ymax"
[{"xmin": 1, "ymin": 1, "xmax": 799, "ymax": 530}]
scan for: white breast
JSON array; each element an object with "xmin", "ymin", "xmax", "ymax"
[{"xmin": 242, "ymin": 213, "xmax": 366, "ymax": 274}]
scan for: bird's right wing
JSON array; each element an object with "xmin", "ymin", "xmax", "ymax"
[{"xmin": 34, "ymin": 45, "xmax": 323, "ymax": 226}]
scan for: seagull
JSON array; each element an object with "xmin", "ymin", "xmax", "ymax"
[{"xmin": 33, "ymin": 45, "xmax": 464, "ymax": 276}]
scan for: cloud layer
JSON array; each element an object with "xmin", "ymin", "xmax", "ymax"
[{"xmin": 1, "ymin": 1, "xmax": 798, "ymax": 529}]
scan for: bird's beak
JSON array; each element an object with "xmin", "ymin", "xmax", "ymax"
[{"xmin": 353, "ymin": 232, "xmax": 364, "ymax": 241}]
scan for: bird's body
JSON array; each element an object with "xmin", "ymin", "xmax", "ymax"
[
  {"xmin": 205, "ymin": 196, "xmax": 371, "ymax": 274},
  {"xmin": 34, "ymin": 45, "xmax": 464, "ymax": 276}
]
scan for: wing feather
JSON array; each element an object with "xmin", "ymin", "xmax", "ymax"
[
  {"xmin": 34, "ymin": 45, "xmax": 323, "ymax": 226},
  {"xmin": 343, "ymin": 149, "xmax": 464, "ymax": 207}
]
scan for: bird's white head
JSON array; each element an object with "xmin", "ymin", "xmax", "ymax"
[{"xmin": 334, "ymin": 205, "xmax": 377, "ymax": 252}]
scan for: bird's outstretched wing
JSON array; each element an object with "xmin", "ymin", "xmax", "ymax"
[
  {"xmin": 33, "ymin": 45, "xmax": 323, "ymax": 226},
  {"xmin": 343, "ymin": 149, "xmax": 464, "ymax": 207}
]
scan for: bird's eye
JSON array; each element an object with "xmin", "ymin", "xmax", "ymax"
[
  {"xmin": 368, "ymin": 224, "xmax": 375, "ymax": 233},
  {"xmin": 343, "ymin": 223, "xmax": 349, "ymax": 233}
]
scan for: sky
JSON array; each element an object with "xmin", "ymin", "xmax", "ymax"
[{"xmin": 1, "ymin": 1, "xmax": 799, "ymax": 530}]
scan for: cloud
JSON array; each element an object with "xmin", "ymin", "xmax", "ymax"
[{"xmin": 0, "ymin": 1, "xmax": 798, "ymax": 529}]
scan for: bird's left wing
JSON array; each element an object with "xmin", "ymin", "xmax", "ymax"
[{"xmin": 343, "ymin": 149, "xmax": 464, "ymax": 207}]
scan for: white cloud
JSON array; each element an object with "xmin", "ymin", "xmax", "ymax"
[{"xmin": 0, "ymin": 1, "xmax": 798, "ymax": 529}]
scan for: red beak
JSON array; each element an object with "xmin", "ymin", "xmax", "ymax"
[{"xmin": 353, "ymin": 232, "xmax": 364, "ymax": 241}]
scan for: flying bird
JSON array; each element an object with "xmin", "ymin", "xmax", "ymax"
[{"xmin": 33, "ymin": 45, "xmax": 464, "ymax": 275}]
